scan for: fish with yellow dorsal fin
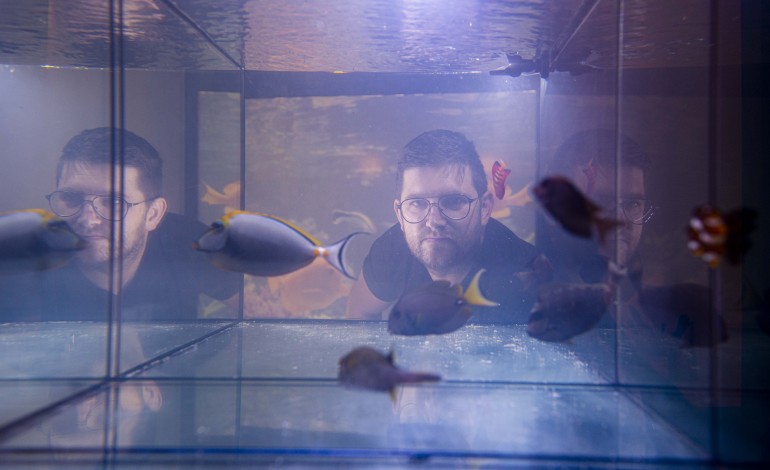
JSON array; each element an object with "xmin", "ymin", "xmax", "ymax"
[
  {"xmin": 338, "ymin": 346, "xmax": 441, "ymax": 401},
  {"xmin": 388, "ymin": 269, "xmax": 499, "ymax": 336},
  {"xmin": 194, "ymin": 211, "xmax": 366, "ymax": 279},
  {"xmin": 0, "ymin": 209, "xmax": 85, "ymax": 275}
]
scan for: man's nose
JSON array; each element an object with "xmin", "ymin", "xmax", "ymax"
[
  {"xmin": 423, "ymin": 204, "xmax": 447, "ymax": 228},
  {"xmin": 76, "ymin": 201, "xmax": 103, "ymax": 225}
]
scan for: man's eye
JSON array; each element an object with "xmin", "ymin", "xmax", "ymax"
[
  {"xmin": 441, "ymin": 195, "xmax": 466, "ymax": 210},
  {"xmin": 407, "ymin": 199, "xmax": 428, "ymax": 209}
]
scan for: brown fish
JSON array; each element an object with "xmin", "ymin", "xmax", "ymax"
[
  {"xmin": 639, "ymin": 283, "xmax": 728, "ymax": 348},
  {"xmin": 513, "ymin": 254, "xmax": 554, "ymax": 291},
  {"xmin": 527, "ymin": 282, "xmax": 613, "ymax": 342},
  {"xmin": 532, "ymin": 176, "xmax": 623, "ymax": 244},
  {"xmin": 388, "ymin": 269, "xmax": 499, "ymax": 336},
  {"xmin": 338, "ymin": 346, "xmax": 441, "ymax": 399}
]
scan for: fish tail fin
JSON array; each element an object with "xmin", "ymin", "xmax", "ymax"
[
  {"xmin": 464, "ymin": 269, "xmax": 500, "ymax": 307},
  {"xmin": 594, "ymin": 217, "xmax": 624, "ymax": 245},
  {"xmin": 322, "ymin": 232, "xmax": 368, "ymax": 279}
]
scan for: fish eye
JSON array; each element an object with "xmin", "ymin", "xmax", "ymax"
[{"xmin": 211, "ymin": 221, "xmax": 224, "ymax": 230}]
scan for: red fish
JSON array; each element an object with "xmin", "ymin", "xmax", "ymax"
[
  {"xmin": 338, "ymin": 346, "xmax": 441, "ymax": 400},
  {"xmin": 532, "ymin": 176, "xmax": 623, "ymax": 244},
  {"xmin": 491, "ymin": 160, "xmax": 512, "ymax": 200},
  {"xmin": 686, "ymin": 204, "xmax": 757, "ymax": 268}
]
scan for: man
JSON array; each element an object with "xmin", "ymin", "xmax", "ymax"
[
  {"xmin": 346, "ymin": 129, "xmax": 540, "ymax": 323},
  {"xmin": 539, "ymin": 129, "xmax": 653, "ymax": 284},
  {"xmin": 1, "ymin": 127, "xmax": 240, "ymax": 321}
]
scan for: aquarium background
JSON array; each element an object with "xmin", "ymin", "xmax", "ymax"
[{"xmin": 1, "ymin": 0, "xmax": 769, "ymax": 467}]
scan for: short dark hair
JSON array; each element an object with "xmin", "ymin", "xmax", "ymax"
[
  {"xmin": 56, "ymin": 127, "xmax": 163, "ymax": 199},
  {"xmin": 397, "ymin": 129, "xmax": 487, "ymax": 197},
  {"xmin": 548, "ymin": 128, "xmax": 648, "ymax": 175}
]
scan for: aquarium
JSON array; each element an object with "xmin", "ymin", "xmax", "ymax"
[{"xmin": 0, "ymin": 0, "xmax": 768, "ymax": 467}]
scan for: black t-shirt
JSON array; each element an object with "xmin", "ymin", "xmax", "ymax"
[
  {"xmin": 0, "ymin": 213, "xmax": 241, "ymax": 322},
  {"xmin": 363, "ymin": 218, "xmax": 540, "ymax": 324}
]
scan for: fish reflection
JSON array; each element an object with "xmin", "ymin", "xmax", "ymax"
[
  {"xmin": 491, "ymin": 160, "xmax": 511, "ymax": 200},
  {"xmin": 639, "ymin": 283, "xmax": 728, "ymax": 348},
  {"xmin": 388, "ymin": 269, "xmax": 499, "ymax": 336},
  {"xmin": 201, "ymin": 181, "xmax": 241, "ymax": 214},
  {"xmin": 687, "ymin": 204, "xmax": 757, "ymax": 268},
  {"xmin": 194, "ymin": 211, "xmax": 365, "ymax": 279},
  {"xmin": 338, "ymin": 346, "xmax": 441, "ymax": 400},
  {"xmin": 0, "ymin": 209, "xmax": 85, "ymax": 275},
  {"xmin": 513, "ymin": 253, "xmax": 554, "ymax": 291},
  {"xmin": 532, "ymin": 176, "xmax": 623, "ymax": 244},
  {"xmin": 527, "ymin": 282, "xmax": 612, "ymax": 342}
]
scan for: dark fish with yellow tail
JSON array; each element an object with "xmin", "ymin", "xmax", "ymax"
[
  {"xmin": 388, "ymin": 269, "xmax": 499, "ymax": 336},
  {"xmin": 194, "ymin": 210, "xmax": 365, "ymax": 278},
  {"xmin": 527, "ymin": 282, "xmax": 612, "ymax": 342},
  {"xmin": 639, "ymin": 283, "xmax": 728, "ymax": 348},
  {"xmin": 338, "ymin": 346, "xmax": 441, "ymax": 399},
  {"xmin": 532, "ymin": 176, "xmax": 623, "ymax": 244},
  {"xmin": 0, "ymin": 209, "xmax": 85, "ymax": 275},
  {"xmin": 686, "ymin": 204, "xmax": 757, "ymax": 268}
]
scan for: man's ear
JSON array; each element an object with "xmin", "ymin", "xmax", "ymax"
[
  {"xmin": 145, "ymin": 197, "xmax": 167, "ymax": 231},
  {"xmin": 141, "ymin": 382, "xmax": 163, "ymax": 412},
  {"xmin": 393, "ymin": 199, "xmax": 405, "ymax": 231},
  {"xmin": 480, "ymin": 191, "xmax": 494, "ymax": 225}
]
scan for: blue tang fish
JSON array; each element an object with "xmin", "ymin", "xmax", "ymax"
[
  {"xmin": 388, "ymin": 269, "xmax": 499, "ymax": 336},
  {"xmin": 194, "ymin": 210, "xmax": 365, "ymax": 279},
  {"xmin": 0, "ymin": 209, "xmax": 85, "ymax": 275}
]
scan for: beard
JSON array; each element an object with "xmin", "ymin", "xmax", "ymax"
[
  {"xmin": 406, "ymin": 224, "xmax": 483, "ymax": 276},
  {"xmin": 74, "ymin": 222, "xmax": 147, "ymax": 272}
]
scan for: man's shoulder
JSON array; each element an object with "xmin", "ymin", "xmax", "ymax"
[{"xmin": 481, "ymin": 218, "xmax": 540, "ymax": 268}]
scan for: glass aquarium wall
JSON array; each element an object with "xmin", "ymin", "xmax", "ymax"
[{"xmin": 1, "ymin": 0, "xmax": 768, "ymax": 467}]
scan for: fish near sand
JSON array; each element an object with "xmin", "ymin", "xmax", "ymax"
[
  {"xmin": 532, "ymin": 176, "xmax": 623, "ymax": 244},
  {"xmin": 0, "ymin": 209, "xmax": 85, "ymax": 275},
  {"xmin": 686, "ymin": 204, "xmax": 757, "ymax": 268},
  {"xmin": 194, "ymin": 211, "xmax": 365, "ymax": 279},
  {"xmin": 338, "ymin": 346, "xmax": 441, "ymax": 399},
  {"xmin": 527, "ymin": 282, "xmax": 613, "ymax": 342},
  {"xmin": 639, "ymin": 283, "xmax": 728, "ymax": 348},
  {"xmin": 388, "ymin": 269, "xmax": 499, "ymax": 336},
  {"xmin": 491, "ymin": 160, "xmax": 512, "ymax": 200}
]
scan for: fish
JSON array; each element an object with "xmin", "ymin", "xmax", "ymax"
[
  {"xmin": 338, "ymin": 346, "xmax": 441, "ymax": 400},
  {"xmin": 194, "ymin": 210, "xmax": 366, "ymax": 279},
  {"xmin": 686, "ymin": 204, "xmax": 757, "ymax": 268},
  {"xmin": 201, "ymin": 181, "xmax": 241, "ymax": 213},
  {"xmin": 532, "ymin": 176, "xmax": 623, "ymax": 244},
  {"xmin": 527, "ymin": 282, "xmax": 613, "ymax": 342},
  {"xmin": 388, "ymin": 269, "xmax": 499, "ymax": 336},
  {"xmin": 513, "ymin": 253, "xmax": 554, "ymax": 291},
  {"xmin": 491, "ymin": 160, "xmax": 512, "ymax": 200},
  {"xmin": 639, "ymin": 283, "xmax": 728, "ymax": 348},
  {"xmin": 0, "ymin": 209, "xmax": 85, "ymax": 275},
  {"xmin": 267, "ymin": 257, "xmax": 353, "ymax": 315},
  {"xmin": 331, "ymin": 209, "xmax": 377, "ymax": 234}
]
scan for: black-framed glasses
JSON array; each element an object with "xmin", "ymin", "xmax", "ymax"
[
  {"xmin": 397, "ymin": 194, "xmax": 478, "ymax": 224},
  {"xmin": 611, "ymin": 198, "xmax": 656, "ymax": 225},
  {"xmin": 46, "ymin": 191, "xmax": 148, "ymax": 221}
]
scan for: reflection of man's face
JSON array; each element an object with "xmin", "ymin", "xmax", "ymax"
[
  {"xmin": 57, "ymin": 163, "xmax": 158, "ymax": 269},
  {"xmin": 394, "ymin": 164, "xmax": 490, "ymax": 276},
  {"xmin": 575, "ymin": 164, "xmax": 645, "ymax": 266}
]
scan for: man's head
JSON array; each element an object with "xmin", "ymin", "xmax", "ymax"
[
  {"xmin": 548, "ymin": 129, "xmax": 651, "ymax": 265},
  {"xmin": 393, "ymin": 130, "xmax": 493, "ymax": 278},
  {"xmin": 50, "ymin": 127, "xmax": 167, "ymax": 269}
]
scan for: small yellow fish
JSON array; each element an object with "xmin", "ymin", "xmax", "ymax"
[
  {"xmin": 338, "ymin": 346, "xmax": 441, "ymax": 400},
  {"xmin": 201, "ymin": 181, "xmax": 241, "ymax": 213},
  {"xmin": 0, "ymin": 209, "xmax": 85, "ymax": 275},
  {"xmin": 491, "ymin": 183, "xmax": 534, "ymax": 219},
  {"xmin": 194, "ymin": 211, "xmax": 365, "ymax": 278},
  {"xmin": 388, "ymin": 269, "xmax": 499, "ymax": 336}
]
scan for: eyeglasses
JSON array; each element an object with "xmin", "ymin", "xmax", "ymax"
[
  {"xmin": 397, "ymin": 194, "xmax": 478, "ymax": 224},
  {"xmin": 46, "ymin": 191, "xmax": 148, "ymax": 221},
  {"xmin": 609, "ymin": 198, "xmax": 656, "ymax": 225}
]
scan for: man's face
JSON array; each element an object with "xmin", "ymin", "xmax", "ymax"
[
  {"xmin": 394, "ymin": 164, "xmax": 492, "ymax": 276},
  {"xmin": 575, "ymin": 164, "xmax": 646, "ymax": 265},
  {"xmin": 57, "ymin": 162, "xmax": 160, "ymax": 268}
]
